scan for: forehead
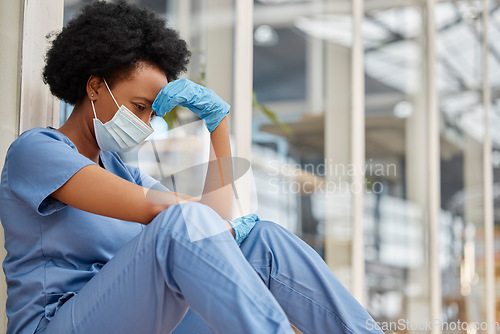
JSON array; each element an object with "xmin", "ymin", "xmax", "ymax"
[{"xmin": 113, "ymin": 62, "xmax": 168, "ymax": 95}]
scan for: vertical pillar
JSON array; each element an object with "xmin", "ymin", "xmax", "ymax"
[
  {"xmin": 463, "ymin": 134, "xmax": 484, "ymax": 323},
  {"xmin": 306, "ymin": 36, "xmax": 324, "ymax": 115},
  {"xmin": 171, "ymin": 0, "xmax": 192, "ymax": 79},
  {"xmin": 481, "ymin": 0, "xmax": 496, "ymax": 332},
  {"xmin": 205, "ymin": 0, "xmax": 233, "ymax": 105},
  {"xmin": 324, "ymin": 42, "xmax": 353, "ymax": 292},
  {"xmin": 424, "ymin": 0, "xmax": 443, "ymax": 332},
  {"xmin": 405, "ymin": 7, "xmax": 431, "ymax": 331},
  {"xmin": 351, "ymin": 0, "xmax": 366, "ymax": 305},
  {"xmin": 306, "ymin": 0, "xmax": 324, "ymax": 116},
  {"xmin": 232, "ymin": 0, "xmax": 254, "ymax": 209}
]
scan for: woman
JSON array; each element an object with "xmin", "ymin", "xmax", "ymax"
[{"xmin": 0, "ymin": 2, "xmax": 383, "ymax": 334}]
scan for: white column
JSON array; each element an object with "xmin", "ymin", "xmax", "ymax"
[
  {"xmin": 481, "ymin": 0, "xmax": 496, "ymax": 332},
  {"xmin": 205, "ymin": 0, "xmax": 233, "ymax": 105},
  {"xmin": 425, "ymin": 0, "xmax": 443, "ymax": 333},
  {"xmin": 306, "ymin": 36, "xmax": 324, "ymax": 115},
  {"xmin": 325, "ymin": 42, "xmax": 353, "ymax": 291},
  {"xmin": 351, "ymin": 0, "xmax": 366, "ymax": 305},
  {"xmin": 19, "ymin": 0, "xmax": 64, "ymax": 132},
  {"xmin": 171, "ymin": 0, "xmax": 192, "ymax": 79},
  {"xmin": 306, "ymin": 0, "xmax": 324, "ymax": 116},
  {"xmin": 0, "ymin": 1, "xmax": 24, "ymax": 331},
  {"xmin": 171, "ymin": 0, "xmax": 192, "ymax": 42},
  {"xmin": 232, "ymin": 0, "xmax": 254, "ymax": 208},
  {"xmin": 463, "ymin": 134, "xmax": 484, "ymax": 323},
  {"xmin": 406, "ymin": 7, "xmax": 431, "ymax": 331}
]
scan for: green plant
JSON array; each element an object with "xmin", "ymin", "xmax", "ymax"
[{"xmin": 252, "ymin": 91, "xmax": 292, "ymax": 134}]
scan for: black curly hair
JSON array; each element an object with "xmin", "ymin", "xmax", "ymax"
[{"xmin": 43, "ymin": 0, "xmax": 191, "ymax": 105}]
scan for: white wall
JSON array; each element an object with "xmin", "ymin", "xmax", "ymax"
[
  {"xmin": 0, "ymin": 1, "xmax": 63, "ymax": 332},
  {"xmin": 0, "ymin": 1, "xmax": 23, "ymax": 332},
  {"xmin": 19, "ymin": 0, "xmax": 62, "ymax": 132}
]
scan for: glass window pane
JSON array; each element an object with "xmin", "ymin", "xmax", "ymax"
[
  {"xmin": 364, "ymin": 4, "xmax": 431, "ymax": 328},
  {"xmin": 253, "ymin": 0, "xmax": 357, "ymax": 292},
  {"xmin": 436, "ymin": 1, "xmax": 488, "ymax": 329},
  {"xmin": 491, "ymin": 0, "xmax": 500, "ymax": 328}
]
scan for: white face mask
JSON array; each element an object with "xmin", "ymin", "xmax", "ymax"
[{"xmin": 91, "ymin": 79, "xmax": 154, "ymax": 152}]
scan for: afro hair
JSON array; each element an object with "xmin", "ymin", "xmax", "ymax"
[{"xmin": 43, "ymin": 0, "xmax": 191, "ymax": 105}]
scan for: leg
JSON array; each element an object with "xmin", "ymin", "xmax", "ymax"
[
  {"xmin": 239, "ymin": 220, "xmax": 384, "ymax": 334},
  {"xmin": 172, "ymin": 219, "xmax": 383, "ymax": 334},
  {"xmin": 172, "ymin": 308, "xmax": 216, "ymax": 334},
  {"xmin": 39, "ymin": 203, "xmax": 294, "ymax": 334}
]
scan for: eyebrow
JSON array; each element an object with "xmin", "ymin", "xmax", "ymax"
[{"xmin": 134, "ymin": 96, "xmax": 154, "ymax": 106}]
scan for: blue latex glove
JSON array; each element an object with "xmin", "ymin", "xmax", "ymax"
[
  {"xmin": 226, "ymin": 213, "xmax": 260, "ymax": 246},
  {"xmin": 152, "ymin": 78, "xmax": 230, "ymax": 132}
]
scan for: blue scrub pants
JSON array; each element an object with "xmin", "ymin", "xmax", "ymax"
[{"xmin": 38, "ymin": 202, "xmax": 382, "ymax": 334}]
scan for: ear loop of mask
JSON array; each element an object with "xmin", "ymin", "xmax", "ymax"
[
  {"xmin": 103, "ymin": 78, "xmax": 120, "ymax": 109},
  {"xmin": 91, "ymin": 99, "xmax": 98, "ymax": 119},
  {"xmin": 90, "ymin": 78, "xmax": 119, "ymax": 120}
]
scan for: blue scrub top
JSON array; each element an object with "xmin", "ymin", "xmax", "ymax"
[{"xmin": 0, "ymin": 126, "xmax": 169, "ymax": 334}]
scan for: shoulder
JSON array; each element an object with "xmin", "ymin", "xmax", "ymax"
[
  {"xmin": 17, "ymin": 126, "xmax": 71, "ymax": 142},
  {"xmin": 5, "ymin": 126, "xmax": 85, "ymax": 170},
  {"xmin": 8, "ymin": 126, "xmax": 76, "ymax": 154}
]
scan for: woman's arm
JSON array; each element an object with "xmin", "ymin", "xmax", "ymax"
[
  {"xmin": 50, "ymin": 164, "xmax": 185, "ymax": 224},
  {"xmin": 151, "ymin": 79, "xmax": 234, "ymax": 222},
  {"xmin": 198, "ymin": 115, "xmax": 234, "ymax": 220},
  {"xmin": 50, "ymin": 155, "xmax": 235, "ymax": 235}
]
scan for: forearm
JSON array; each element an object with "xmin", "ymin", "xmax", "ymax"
[
  {"xmin": 145, "ymin": 116, "xmax": 234, "ymax": 232},
  {"xmin": 200, "ymin": 115, "xmax": 234, "ymax": 220}
]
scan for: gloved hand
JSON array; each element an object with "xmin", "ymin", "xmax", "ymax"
[
  {"xmin": 226, "ymin": 213, "xmax": 260, "ymax": 246},
  {"xmin": 152, "ymin": 78, "xmax": 230, "ymax": 133}
]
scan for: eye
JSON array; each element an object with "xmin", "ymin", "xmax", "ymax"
[
  {"xmin": 150, "ymin": 111, "xmax": 156, "ymax": 119},
  {"xmin": 133, "ymin": 103, "xmax": 146, "ymax": 111}
]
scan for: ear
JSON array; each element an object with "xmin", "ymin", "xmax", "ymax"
[{"xmin": 86, "ymin": 75, "xmax": 103, "ymax": 101}]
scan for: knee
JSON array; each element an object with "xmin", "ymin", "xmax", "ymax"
[
  {"xmin": 240, "ymin": 220, "xmax": 291, "ymax": 265},
  {"xmin": 246, "ymin": 220, "xmax": 287, "ymax": 241}
]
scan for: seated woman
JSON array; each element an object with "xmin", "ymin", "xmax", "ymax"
[{"xmin": 0, "ymin": 2, "xmax": 383, "ymax": 334}]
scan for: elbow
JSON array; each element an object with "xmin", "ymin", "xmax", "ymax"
[{"xmin": 142, "ymin": 203, "xmax": 165, "ymax": 225}]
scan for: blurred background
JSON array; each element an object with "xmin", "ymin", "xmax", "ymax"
[{"xmin": 22, "ymin": 0, "xmax": 500, "ymax": 332}]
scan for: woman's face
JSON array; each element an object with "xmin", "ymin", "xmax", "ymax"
[{"xmin": 92, "ymin": 61, "xmax": 168, "ymax": 127}]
